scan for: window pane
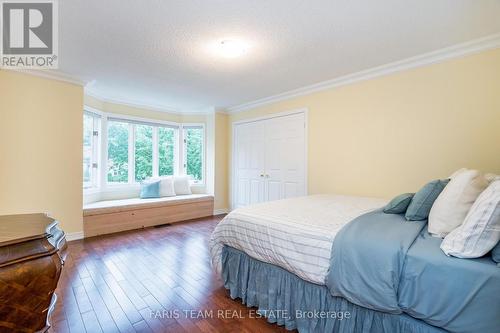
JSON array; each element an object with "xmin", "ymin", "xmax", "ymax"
[
  {"xmin": 158, "ymin": 127, "xmax": 175, "ymax": 176},
  {"xmin": 135, "ymin": 125, "xmax": 153, "ymax": 182},
  {"xmin": 83, "ymin": 114, "xmax": 93, "ymax": 185},
  {"xmin": 107, "ymin": 121, "xmax": 129, "ymax": 183},
  {"xmin": 185, "ymin": 128, "xmax": 203, "ymax": 181}
]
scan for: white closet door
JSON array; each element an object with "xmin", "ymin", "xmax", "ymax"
[
  {"xmin": 234, "ymin": 111, "xmax": 306, "ymax": 208},
  {"xmin": 265, "ymin": 113, "xmax": 306, "ymax": 201},
  {"xmin": 234, "ymin": 120, "xmax": 267, "ymax": 208}
]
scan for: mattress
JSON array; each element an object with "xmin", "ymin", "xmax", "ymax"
[{"xmin": 209, "ymin": 194, "xmax": 387, "ymax": 285}]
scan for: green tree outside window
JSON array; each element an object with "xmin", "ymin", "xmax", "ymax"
[
  {"xmin": 185, "ymin": 128, "xmax": 203, "ymax": 181},
  {"xmin": 107, "ymin": 121, "xmax": 129, "ymax": 182},
  {"xmin": 135, "ymin": 125, "xmax": 153, "ymax": 181}
]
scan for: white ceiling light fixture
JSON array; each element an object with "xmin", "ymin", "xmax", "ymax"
[{"xmin": 218, "ymin": 39, "xmax": 249, "ymax": 58}]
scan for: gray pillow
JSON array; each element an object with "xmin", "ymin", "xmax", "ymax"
[
  {"xmin": 405, "ymin": 179, "xmax": 450, "ymax": 221},
  {"xmin": 384, "ymin": 193, "xmax": 415, "ymax": 214},
  {"xmin": 492, "ymin": 242, "xmax": 500, "ymax": 264}
]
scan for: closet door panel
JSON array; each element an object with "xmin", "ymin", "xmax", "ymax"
[
  {"xmin": 265, "ymin": 113, "xmax": 306, "ymax": 201},
  {"xmin": 234, "ymin": 121, "xmax": 266, "ymax": 208},
  {"xmin": 234, "ymin": 111, "xmax": 306, "ymax": 208}
]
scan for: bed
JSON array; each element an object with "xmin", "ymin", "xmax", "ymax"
[{"xmin": 209, "ymin": 195, "xmax": 500, "ymax": 333}]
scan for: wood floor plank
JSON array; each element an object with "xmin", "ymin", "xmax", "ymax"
[
  {"xmin": 51, "ymin": 216, "xmax": 292, "ymax": 333},
  {"xmin": 80, "ymin": 311, "xmax": 104, "ymax": 333},
  {"xmin": 132, "ymin": 320, "xmax": 153, "ymax": 333}
]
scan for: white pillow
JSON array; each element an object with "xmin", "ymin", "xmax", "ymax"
[
  {"xmin": 145, "ymin": 177, "xmax": 176, "ymax": 197},
  {"xmin": 440, "ymin": 180, "xmax": 500, "ymax": 258},
  {"xmin": 173, "ymin": 175, "xmax": 192, "ymax": 195},
  {"xmin": 159, "ymin": 176, "xmax": 176, "ymax": 197},
  {"xmin": 428, "ymin": 169, "xmax": 488, "ymax": 237},
  {"xmin": 449, "ymin": 168, "xmax": 467, "ymax": 179}
]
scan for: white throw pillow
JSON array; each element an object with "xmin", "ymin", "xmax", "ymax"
[
  {"xmin": 440, "ymin": 180, "xmax": 500, "ymax": 258},
  {"xmin": 428, "ymin": 169, "xmax": 488, "ymax": 237},
  {"xmin": 159, "ymin": 176, "xmax": 176, "ymax": 197},
  {"xmin": 449, "ymin": 168, "xmax": 467, "ymax": 179},
  {"xmin": 173, "ymin": 175, "xmax": 192, "ymax": 195},
  {"xmin": 145, "ymin": 177, "xmax": 176, "ymax": 197}
]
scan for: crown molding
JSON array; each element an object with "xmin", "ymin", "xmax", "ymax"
[
  {"xmin": 214, "ymin": 108, "xmax": 230, "ymax": 115},
  {"xmin": 84, "ymin": 89, "xmax": 210, "ymax": 116},
  {"xmin": 226, "ymin": 33, "xmax": 500, "ymax": 113},
  {"xmin": 2, "ymin": 68, "xmax": 86, "ymax": 86}
]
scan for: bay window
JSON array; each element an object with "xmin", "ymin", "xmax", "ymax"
[{"xmin": 83, "ymin": 110, "xmax": 204, "ymax": 190}]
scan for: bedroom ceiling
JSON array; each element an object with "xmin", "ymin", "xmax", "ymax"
[{"xmin": 59, "ymin": 0, "xmax": 500, "ymax": 113}]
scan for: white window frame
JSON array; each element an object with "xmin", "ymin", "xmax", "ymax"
[
  {"xmin": 83, "ymin": 108, "xmax": 102, "ymax": 191},
  {"xmin": 83, "ymin": 110, "xmax": 206, "ymax": 193},
  {"xmin": 181, "ymin": 124, "xmax": 206, "ymax": 184}
]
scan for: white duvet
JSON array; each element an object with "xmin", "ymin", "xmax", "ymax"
[{"xmin": 209, "ymin": 194, "xmax": 387, "ymax": 285}]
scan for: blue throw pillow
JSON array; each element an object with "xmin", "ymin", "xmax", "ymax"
[
  {"xmin": 405, "ymin": 179, "xmax": 450, "ymax": 221},
  {"xmin": 491, "ymin": 242, "xmax": 500, "ymax": 264},
  {"xmin": 384, "ymin": 193, "xmax": 415, "ymax": 214},
  {"xmin": 140, "ymin": 180, "xmax": 160, "ymax": 199}
]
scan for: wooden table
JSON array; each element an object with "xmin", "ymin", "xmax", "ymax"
[{"xmin": 0, "ymin": 214, "xmax": 67, "ymax": 333}]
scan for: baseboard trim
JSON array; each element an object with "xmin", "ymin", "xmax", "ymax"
[
  {"xmin": 66, "ymin": 231, "xmax": 84, "ymax": 241},
  {"xmin": 213, "ymin": 208, "xmax": 229, "ymax": 215}
]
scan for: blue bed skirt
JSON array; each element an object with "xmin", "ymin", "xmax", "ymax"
[{"xmin": 222, "ymin": 246, "xmax": 445, "ymax": 333}]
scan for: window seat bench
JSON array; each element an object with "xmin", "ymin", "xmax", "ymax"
[{"xmin": 83, "ymin": 194, "xmax": 214, "ymax": 237}]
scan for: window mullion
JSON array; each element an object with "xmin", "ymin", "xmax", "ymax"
[
  {"xmin": 153, "ymin": 127, "xmax": 159, "ymax": 177},
  {"xmin": 101, "ymin": 116, "xmax": 108, "ymax": 189},
  {"xmin": 179, "ymin": 126, "xmax": 186, "ymax": 175},
  {"xmin": 174, "ymin": 128, "xmax": 180, "ymax": 176},
  {"xmin": 91, "ymin": 116, "xmax": 99, "ymax": 188},
  {"xmin": 129, "ymin": 123, "xmax": 135, "ymax": 184}
]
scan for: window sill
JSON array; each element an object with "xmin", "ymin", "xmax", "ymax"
[{"xmin": 83, "ymin": 187, "xmax": 101, "ymax": 195}]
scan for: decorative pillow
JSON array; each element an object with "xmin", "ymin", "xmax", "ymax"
[
  {"xmin": 148, "ymin": 176, "xmax": 176, "ymax": 197},
  {"xmin": 405, "ymin": 179, "xmax": 450, "ymax": 221},
  {"xmin": 440, "ymin": 180, "xmax": 500, "ymax": 258},
  {"xmin": 449, "ymin": 168, "xmax": 467, "ymax": 179},
  {"xmin": 384, "ymin": 193, "xmax": 415, "ymax": 214},
  {"xmin": 140, "ymin": 180, "xmax": 161, "ymax": 199},
  {"xmin": 428, "ymin": 169, "xmax": 488, "ymax": 237},
  {"xmin": 159, "ymin": 176, "xmax": 176, "ymax": 197},
  {"xmin": 173, "ymin": 175, "xmax": 192, "ymax": 195},
  {"xmin": 492, "ymin": 242, "xmax": 500, "ymax": 264}
]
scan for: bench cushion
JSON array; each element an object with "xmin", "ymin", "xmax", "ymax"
[{"xmin": 83, "ymin": 194, "xmax": 214, "ymax": 216}]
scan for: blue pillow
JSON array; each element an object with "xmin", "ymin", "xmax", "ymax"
[
  {"xmin": 491, "ymin": 242, "xmax": 500, "ymax": 264},
  {"xmin": 140, "ymin": 180, "xmax": 160, "ymax": 199},
  {"xmin": 405, "ymin": 179, "xmax": 450, "ymax": 221},
  {"xmin": 384, "ymin": 193, "xmax": 415, "ymax": 214}
]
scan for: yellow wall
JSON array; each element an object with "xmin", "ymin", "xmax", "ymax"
[
  {"xmin": 229, "ymin": 48, "xmax": 500, "ymax": 202},
  {"xmin": 214, "ymin": 113, "xmax": 229, "ymax": 209},
  {"xmin": 0, "ymin": 70, "xmax": 84, "ymax": 233}
]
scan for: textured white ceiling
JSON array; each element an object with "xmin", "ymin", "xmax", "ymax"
[{"xmin": 59, "ymin": 0, "xmax": 500, "ymax": 113}]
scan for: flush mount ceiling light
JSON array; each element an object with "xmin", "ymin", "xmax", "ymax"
[{"xmin": 218, "ymin": 39, "xmax": 249, "ymax": 58}]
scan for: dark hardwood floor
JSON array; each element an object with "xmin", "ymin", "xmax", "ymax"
[{"xmin": 50, "ymin": 215, "xmax": 290, "ymax": 333}]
